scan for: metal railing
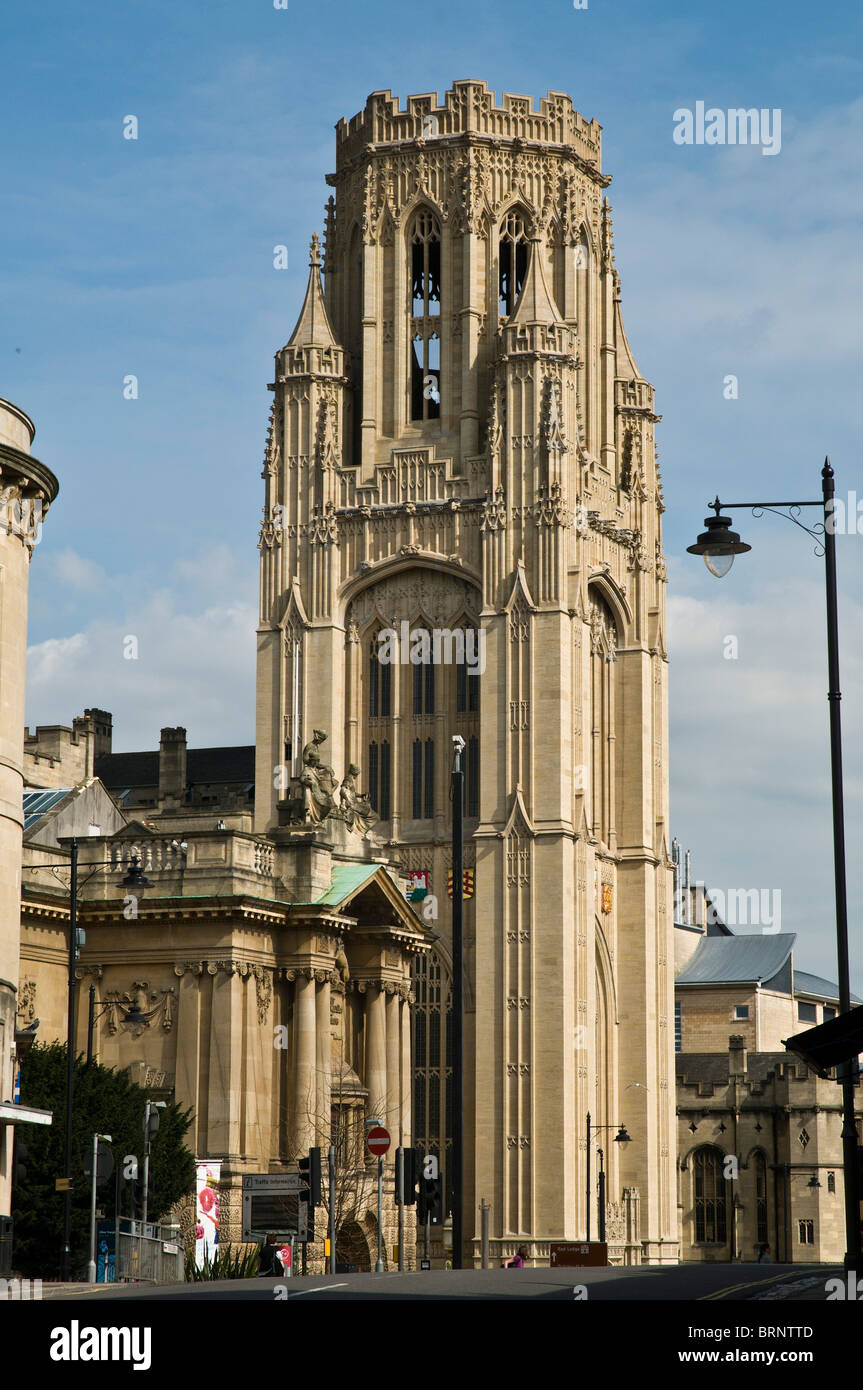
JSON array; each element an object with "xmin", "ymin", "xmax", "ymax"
[{"xmin": 106, "ymin": 1218, "xmax": 185, "ymax": 1284}]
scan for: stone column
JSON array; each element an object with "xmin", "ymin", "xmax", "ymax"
[
  {"xmin": 365, "ymin": 984, "xmax": 387, "ymax": 1123},
  {"xmin": 385, "ymin": 988, "xmax": 400, "ymax": 1139},
  {"xmin": 293, "ymin": 972, "xmax": 317, "ymax": 1152},
  {"xmin": 174, "ymin": 965, "xmax": 203, "ymax": 1154},
  {"xmin": 316, "ymin": 975, "xmax": 331, "ymax": 1147},
  {"xmin": 206, "ymin": 965, "xmax": 244, "ymax": 1156},
  {"xmin": 400, "ymin": 993, "xmax": 412, "ymax": 1149}
]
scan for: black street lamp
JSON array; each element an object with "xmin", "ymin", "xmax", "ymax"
[
  {"xmin": 586, "ymin": 1113, "xmax": 632, "ymax": 1243},
  {"xmin": 86, "ymin": 988, "xmax": 147, "ymax": 1065},
  {"xmin": 687, "ymin": 458, "xmax": 860, "ymax": 1272},
  {"xmin": 121, "ymin": 855, "xmax": 152, "ymax": 890}
]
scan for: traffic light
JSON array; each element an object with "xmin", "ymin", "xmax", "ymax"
[
  {"xmin": 12, "ymin": 1136, "xmax": 28, "ymax": 1187},
  {"xmin": 399, "ymin": 1147, "xmax": 420, "ymax": 1205},
  {"xmin": 298, "ymin": 1147, "xmax": 322, "ymax": 1205},
  {"xmin": 418, "ymin": 1174, "xmax": 444, "ymax": 1225}
]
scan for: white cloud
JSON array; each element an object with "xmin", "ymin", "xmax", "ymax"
[
  {"xmin": 48, "ymin": 548, "xmax": 109, "ymax": 593},
  {"xmin": 26, "ymin": 582, "xmax": 256, "ymax": 750}
]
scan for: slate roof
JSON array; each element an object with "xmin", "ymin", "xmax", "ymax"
[
  {"xmin": 676, "ymin": 1052, "xmax": 813, "ymax": 1084},
  {"xmin": 794, "ymin": 969, "xmax": 861, "ymax": 1005},
  {"xmin": 94, "ymin": 746, "xmax": 255, "ymax": 790}
]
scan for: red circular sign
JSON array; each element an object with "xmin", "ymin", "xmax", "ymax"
[{"xmin": 366, "ymin": 1125, "xmax": 391, "ymax": 1156}]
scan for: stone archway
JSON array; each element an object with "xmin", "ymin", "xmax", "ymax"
[{"xmin": 336, "ymin": 1219, "xmax": 374, "ymax": 1273}]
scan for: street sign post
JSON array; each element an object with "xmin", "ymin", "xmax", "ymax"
[
  {"xmin": 366, "ymin": 1126, "xmax": 390, "ymax": 1272},
  {"xmin": 549, "ymin": 1241, "xmax": 608, "ymax": 1267}
]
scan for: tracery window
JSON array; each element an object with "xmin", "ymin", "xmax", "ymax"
[
  {"xmin": 411, "ymin": 948, "xmax": 452, "ymax": 1210},
  {"xmin": 413, "ymin": 651, "xmax": 435, "ymax": 715},
  {"xmin": 410, "ymin": 211, "xmax": 441, "ymax": 422},
  {"xmin": 367, "ymin": 739, "xmax": 391, "ymax": 820},
  {"xmin": 499, "ymin": 210, "xmax": 529, "ymax": 316},
  {"xmin": 467, "ymin": 734, "xmax": 479, "ymax": 818},
  {"xmin": 411, "ymin": 737, "xmax": 435, "ymax": 819},
  {"xmin": 693, "ymin": 1147, "xmax": 728, "ymax": 1244},
  {"xmin": 369, "ymin": 633, "xmax": 392, "ymax": 719}
]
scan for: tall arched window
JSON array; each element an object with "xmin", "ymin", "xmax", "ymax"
[
  {"xmin": 693, "ymin": 1147, "xmax": 728, "ymax": 1244},
  {"xmin": 410, "ymin": 211, "xmax": 441, "ymax": 421},
  {"xmin": 369, "ymin": 632, "xmax": 391, "ymax": 718},
  {"xmin": 411, "ymin": 948, "xmax": 452, "ymax": 1209},
  {"xmin": 499, "ymin": 209, "xmax": 529, "ymax": 316},
  {"xmin": 367, "ymin": 739, "xmax": 390, "ymax": 820},
  {"xmin": 467, "ymin": 734, "xmax": 479, "ymax": 818}
]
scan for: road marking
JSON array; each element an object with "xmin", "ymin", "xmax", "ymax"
[
  {"xmin": 700, "ymin": 1268, "xmax": 822, "ymax": 1301},
  {"xmin": 284, "ymin": 1282, "xmax": 349, "ymax": 1296}
]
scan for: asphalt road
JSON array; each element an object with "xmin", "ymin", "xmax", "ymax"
[{"xmin": 36, "ymin": 1261, "xmax": 836, "ymax": 1301}]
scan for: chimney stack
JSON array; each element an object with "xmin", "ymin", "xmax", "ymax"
[
  {"xmin": 728, "ymin": 1034, "xmax": 748, "ymax": 1078},
  {"xmin": 159, "ymin": 727, "xmax": 187, "ymax": 807}
]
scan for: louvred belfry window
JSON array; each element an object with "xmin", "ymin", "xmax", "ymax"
[
  {"xmin": 410, "ymin": 211, "xmax": 441, "ymax": 422},
  {"xmin": 499, "ymin": 210, "xmax": 529, "ymax": 316}
]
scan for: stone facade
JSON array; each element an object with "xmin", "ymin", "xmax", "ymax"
[
  {"xmin": 19, "ymin": 811, "xmax": 428, "ymax": 1272},
  {"xmin": 0, "ymin": 398, "xmax": 58, "ymax": 1226},
  {"xmin": 674, "ymin": 914, "xmax": 862, "ymax": 1263},
  {"xmin": 255, "ymin": 82, "xmax": 677, "ymax": 1264},
  {"xmin": 23, "ymin": 709, "xmax": 111, "ymax": 790},
  {"xmin": 678, "ymin": 1037, "xmax": 857, "ymax": 1263}
]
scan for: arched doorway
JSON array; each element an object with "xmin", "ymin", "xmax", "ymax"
[{"xmin": 336, "ymin": 1220, "xmax": 373, "ymax": 1273}]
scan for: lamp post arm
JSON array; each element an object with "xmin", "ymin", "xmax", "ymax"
[{"xmin": 710, "ymin": 498, "xmax": 825, "ymax": 548}]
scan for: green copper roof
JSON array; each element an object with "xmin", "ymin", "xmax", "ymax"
[{"xmin": 313, "ymin": 863, "xmax": 389, "ymax": 906}]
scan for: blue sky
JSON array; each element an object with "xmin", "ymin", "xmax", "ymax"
[{"xmin": 4, "ymin": 0, "xmax": 863, "ymax": 988}]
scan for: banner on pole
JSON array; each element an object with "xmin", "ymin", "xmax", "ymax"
[{"xmin": 195, "ymin": 1161, "xmax": 221, "ymax": 1268}]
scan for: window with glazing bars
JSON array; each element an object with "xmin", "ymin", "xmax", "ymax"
[
  {"xmin": 467, "ymin": 735, "xmax": 479, "ymax": 817},
  {"xmin": 694, "ymin": 1148, "xmax": 727, "ymax": 1243},
  {"xmin": 424, "ymin": 738, "xmax": 434, "ymax": 818},
  {"xmin": 413, "ymin": 647, "xmax": 435, "ymax": 714},
  {"xmin": 369, "ymin": 635, "xmax": 391, "ymax": 717}
]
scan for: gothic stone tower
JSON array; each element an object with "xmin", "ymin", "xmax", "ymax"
[{"xmin": 255, "ymin": 81, "xmax": 677, "ymax": 1263}]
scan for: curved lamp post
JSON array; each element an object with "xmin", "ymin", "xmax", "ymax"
[
  {"xmin": 687, "ymin": 458, "xmax": 860, "ymax": 1272},
  {"xmin": 586, "ymin": 1115, "xmax": 632, "ymax": 1242}
]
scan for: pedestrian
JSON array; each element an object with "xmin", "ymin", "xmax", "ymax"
[
  {"xmin": 506, "ymin": 1245, "xmax": 529, "ymax": 1268},
  {"xmin": 757, "ymin": 1243, "xmax": 772, "ymax": 1263}
]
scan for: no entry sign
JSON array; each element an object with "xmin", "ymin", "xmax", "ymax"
[{"xmin": 366, "ymin": 1125, "xmax": 391, "ymax": 1157}]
